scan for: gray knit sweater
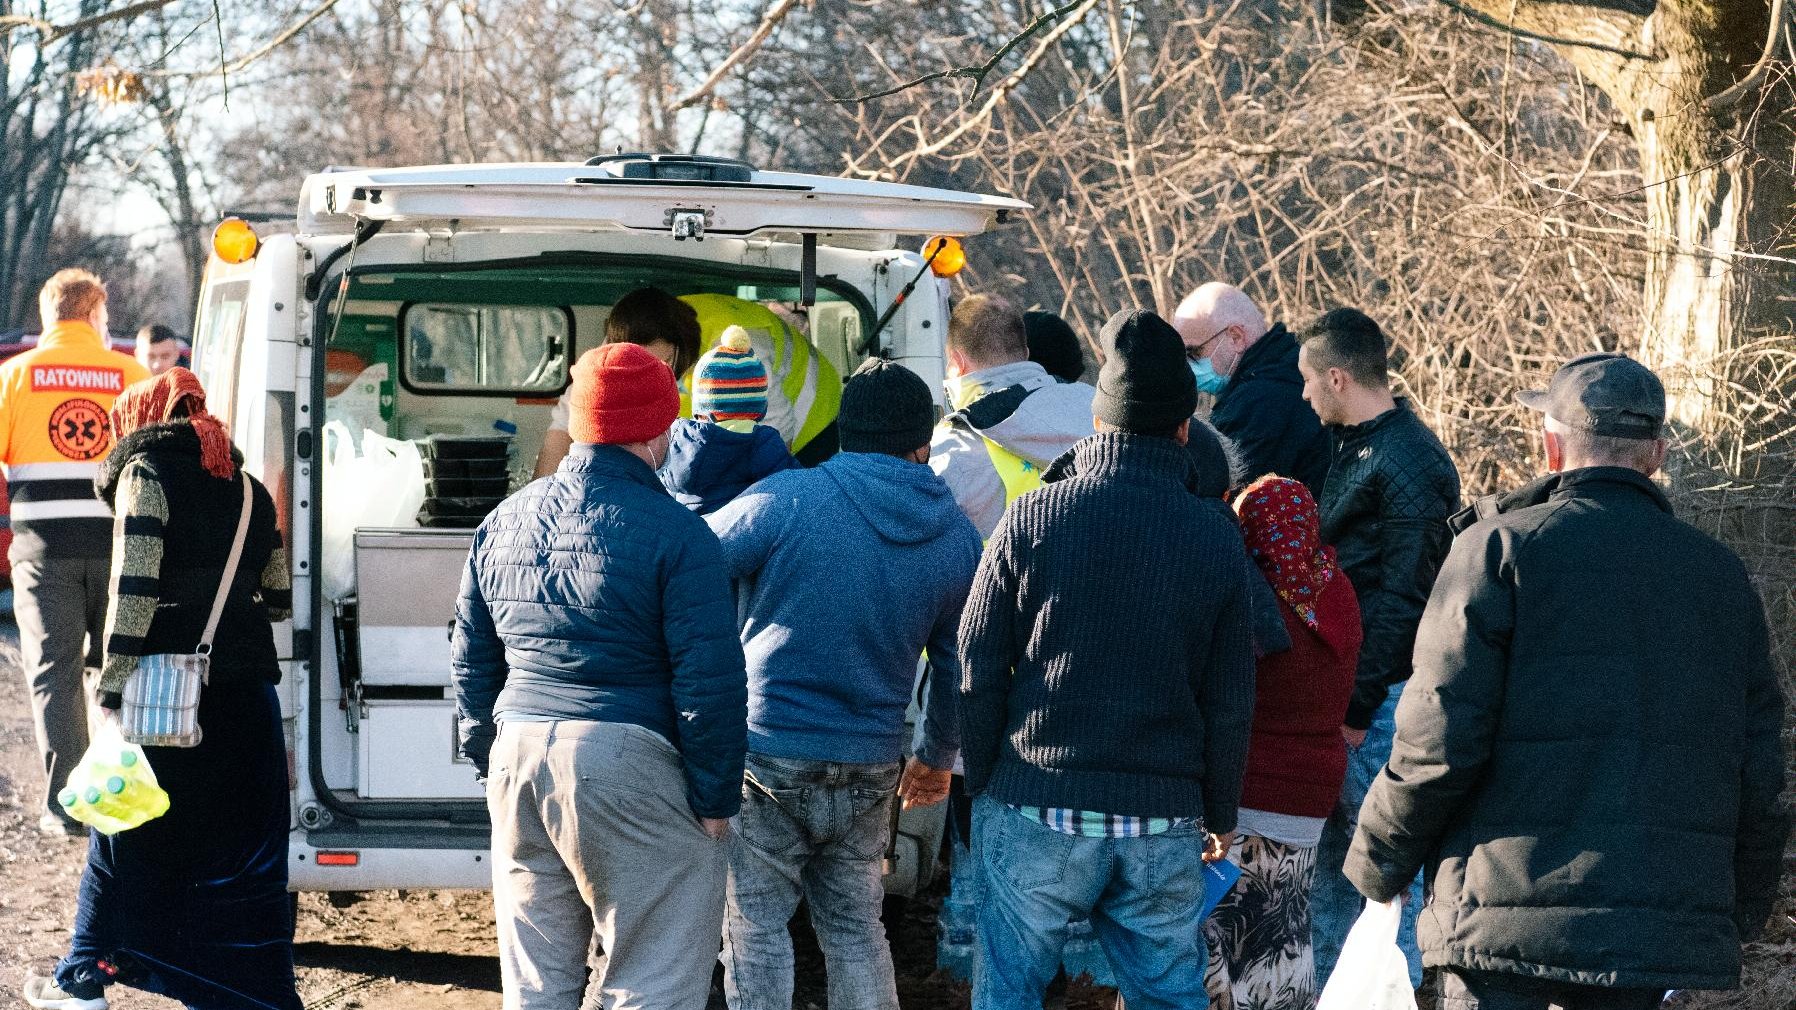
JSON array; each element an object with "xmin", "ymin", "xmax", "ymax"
[{"xmin": 957, "ymin": 431, "xmax": 1258, "ymax": 830}]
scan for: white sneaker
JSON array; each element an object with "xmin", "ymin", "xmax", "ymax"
[
  {"xmin": 22, "ymin": 974, "xmax": 107, "ymax": 1010},
  {"xmin": 37, "ymin": 813, "xmax": 85, "ymax": 838}
]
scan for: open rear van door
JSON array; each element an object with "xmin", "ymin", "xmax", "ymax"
[
  {"xmin": 299, "ymin": 157, "xmax": 1027, "ymax": 240},
  {"xmin": 189, "ymin": 230, "xmax": 303, "ymax": 801}
]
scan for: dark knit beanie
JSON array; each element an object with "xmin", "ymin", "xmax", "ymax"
[
  {"xmin": 1025, "ymin": 310, "xmax": 1085, "ymax": 383},
  {"xmin": 1185, "ymin": 419, "xmax": 1245, "ymax": 498},
  {"xmin": 1091, "ymin": 309, "xmax": 1197, "ymax": 433},
  {"xmin": 838, "ymin": 357, "xmax": 936, "ymax": 455}
]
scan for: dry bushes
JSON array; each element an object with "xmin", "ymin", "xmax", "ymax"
[
  {"xmin": 828, "ymin": 18, "xmax": 1796, "ymax": 971},
  {"xmin": 835, "ymin": 3, "xmax": 1644, "ymax": 492},
  {"xmin": 825, "ymin": 1, "xmax": 1795, "ymax": 673}
]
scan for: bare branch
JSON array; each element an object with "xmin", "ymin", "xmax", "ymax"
[
  {"xmin": 0, "ymin": 0, "xmax": 180, "ymax": 43},
  {"xmin": 1705, "ymin": 0, "xmax": 1787, "ymax": 110},
  {"xmin": 155, "ymin": 0, "xmax": 347, "ymax": 78},
  {"xmin": 832, "ymin": 0, "xmax": 1097, "ymax": 104},
  {"xmin": 1430, "ymin": 0, "xmax": 1655, "ymax": 62},
  {"xmin": 670, "ymin": 0, "xmax": 800, "ymax": 113},
  {"xmin": 873, "ymin": 0, "xmax": 1101, "ymax": 173},
  {"xmin": 212, "ymin": 0, "xmax": 228, "ymax": 105}
]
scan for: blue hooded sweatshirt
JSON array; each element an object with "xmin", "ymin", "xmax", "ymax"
[
  {"xmin": 705, "ymin": 451, "xmax": 981, "ymax": 767},
  {"xmin": 658, "ymin": 418, "xmax": 798, "ymax": 516}
]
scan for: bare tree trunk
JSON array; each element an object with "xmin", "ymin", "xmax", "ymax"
[
  {"xmin": 1636, "ymin": 108, "xmax": 1794, "ymax": 424},
  {"xmin": 1446, "ymin": 0, "xmax": 1796, "ymax": 426},
  {"xmin": 635, "ymin": 0, "xmax": 678, "ymax": 150},
  {"xmin": 0, "ymin": 0, "xmax": 105, "ymax": 330},
  {"xmin": 157, "ymin": 97, "xmax": 209, "ymax": 315},
  {"xmin": 142, "ymin": 13, "xmax": 207, "ymax": 315}
]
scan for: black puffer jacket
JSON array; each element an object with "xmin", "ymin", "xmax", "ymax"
[
  {"xmin": 1209, "ymin": 323, "xmax": 1330, "ymax": 495},
  {"xmin": 1318, "ymin": 401, "xmax": 1459, "ymax": 728},
  {"xmin": 1345, "ymin": 467, "xmax": 1790, "ymax": 989}
]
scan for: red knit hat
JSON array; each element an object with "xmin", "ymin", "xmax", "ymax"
[{"xmin": 568, "ymin": 343, "xmax": 680, "ymax": 446}]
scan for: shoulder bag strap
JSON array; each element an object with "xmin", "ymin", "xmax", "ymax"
[{"xmin": 197, "ymin": 473, "xmax": 254, "ymax": 657}]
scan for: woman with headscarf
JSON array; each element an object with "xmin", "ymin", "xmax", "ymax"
[
  {"xmin": 25, "ymin": 368, "xmax": 299, "ymax": 1010},
  {"xmin": 1203, "ymin": 475, "xmax": 1361, "ymax": 1010}
]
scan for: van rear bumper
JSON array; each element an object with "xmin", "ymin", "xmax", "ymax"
[
  {"xmin": 289, "ymin": 827, "xmax": 493, "ymax": 891},
  {"xmin": 287, "ymin": 802, "xmax": 944, "ymax": 897}
]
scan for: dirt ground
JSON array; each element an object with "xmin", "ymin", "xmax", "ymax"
[{"xmin": 0, "ymin": 611, "xmax": 1790, "ymax": 1010}]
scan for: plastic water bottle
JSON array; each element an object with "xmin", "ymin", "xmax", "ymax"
[{"xmin": 59, "ymin": 742, "xmax": 170, "ymax": 834}]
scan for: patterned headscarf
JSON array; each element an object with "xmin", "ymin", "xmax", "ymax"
[
  {"xmin": 1234, "ymin": 475, "xmax": 1339, "ymax": 631},
  {"xmin": 110, "ymin": 367, "xmax": 236, "ymax": 480}
]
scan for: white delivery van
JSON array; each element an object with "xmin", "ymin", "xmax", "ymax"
[{"xmin": 185, "ymin": 154, "xmax": 1027, "ymax": 900}]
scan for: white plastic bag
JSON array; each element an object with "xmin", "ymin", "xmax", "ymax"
[
  {"xmin": 324, "ymin": 361, "xmax": 389, "ymax": 437},
  {"xmin": 1317, "ymin": 898, "xmax": 1417, "ymax": 1010},
  {"xmin": 320, "ymin": 421, "xmax": 427, "ymax": 601}
]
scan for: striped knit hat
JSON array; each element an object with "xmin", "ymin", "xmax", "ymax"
[{"xmin": 692, "ymin": 325, "xmax": 769, "ymax": 422}]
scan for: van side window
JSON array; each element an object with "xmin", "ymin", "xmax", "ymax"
[
  {"xmin": 191, "ymin": 280, "xmax": 250, "ymax": 427},
  {"xmin": 402, "ymin": 304, "xmax": 569, "ymax": 395}
]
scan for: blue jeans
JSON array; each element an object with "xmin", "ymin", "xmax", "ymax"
[
  {"xmin": 972, "ymin": 796, "xmax": 1209, "ymax": 1010},
  {"xmin": 938, "ymin": 785, "xmax": 1116, "ymax": 987},
  {"xmin": 723, "ymin": 753, "xmax": 902, "ymax": 1010},
  {"xmin": 938, "ymin": 787, "xmax": 981, "ymax": 981},
  {"xmin": 1312, "ymin": 682, "xmax": 1424, "ymax": 990}
]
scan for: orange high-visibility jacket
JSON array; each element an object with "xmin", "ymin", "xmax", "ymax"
[{"xmin": 0, "ymin": 321, "xmax": 150, "ymax": 560}]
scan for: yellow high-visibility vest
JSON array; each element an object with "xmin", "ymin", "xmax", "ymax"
[
  {"xmin": 680, "ymin": 294, "xmax": 841, "ymax": 454},
  {"xmin": 981, "ymin": 436, "xmax": 1041, "ymax": 507}
]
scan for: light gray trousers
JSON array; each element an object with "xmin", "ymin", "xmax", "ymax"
[{"xmin": 487, "ymin": 719, "xmax": 728, "ymax": 1010}]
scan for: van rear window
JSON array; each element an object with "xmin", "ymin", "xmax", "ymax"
[
  {"xmin": 192, "ymin": 280, "xmax": 250, "ymax": 427},
  {"xmin": 401, "ymin": 303, "xmax": 570, "ymax": 395}
]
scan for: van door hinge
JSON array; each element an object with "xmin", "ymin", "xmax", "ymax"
[
  {"xmin": 666, "ymin": 208, "xmax": 712, "ymax": 241},
  {"xmin": 347, "ymin": 679, "xmax": 367, "ymax": 731}
]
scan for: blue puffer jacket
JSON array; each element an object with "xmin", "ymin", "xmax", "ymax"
[
  {"xmin": 658, "ymin": 418, "xmax": 799, "ymax": 515},
  {"xmin": 451, "ymin": 443, "xmax": 748, "ymax": 819}
]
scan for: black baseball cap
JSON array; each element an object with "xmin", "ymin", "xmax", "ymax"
[{"xmin": 1517, "ymin": 352, "xmax": 1665, "ymax": 439}]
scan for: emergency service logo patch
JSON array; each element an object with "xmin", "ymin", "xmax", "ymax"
[{"xmin": 48, "ymin": 398, "xmax": 110, "ymax": 460}]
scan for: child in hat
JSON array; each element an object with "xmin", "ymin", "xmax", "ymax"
[{"xmin": 659, "ymin": 325, "xmax": 799, "ymax": 514}]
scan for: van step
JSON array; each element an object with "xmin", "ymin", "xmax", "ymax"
[{"xmin": 307, "ymin": 820, "xmax": 490, "ymax": 850}]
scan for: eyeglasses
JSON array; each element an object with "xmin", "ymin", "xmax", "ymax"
[{"xmin": 1186, "ymin": 326, "xmax": 1231, "ymax": 362}]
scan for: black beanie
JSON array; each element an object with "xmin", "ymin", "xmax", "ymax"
[
  {"xmin": 1024, "ymin": 310, "xmax": 1085, "ymax": 383},
  {"xmin": 838, "ymin": 357, "xmax": 936, "ymax": 455},
  {"xmin": 1091, "ymin": 309, "xmax": 1197, "ymax": 433},
  {"xmin": 1185, "ymin": 419, "xmax": 1245, "ymax": 498}
]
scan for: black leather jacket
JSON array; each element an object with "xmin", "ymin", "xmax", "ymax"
[{"xmin": 1318, "ymin": 402, "xmax": 1459, "ymax": 727}]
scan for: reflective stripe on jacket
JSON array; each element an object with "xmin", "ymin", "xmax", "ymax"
[
  {"xmin": 0, "ymin": 322, "xmax": 150, "ymax": 560},
  {"xmin": 681, "ymin": 294, "xmax": 840, "ymax": 454}
]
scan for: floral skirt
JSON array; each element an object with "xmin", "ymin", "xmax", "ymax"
[{"xmin": 1203, "ymin": 834, "xmax": 1319, "ymax": 1010}]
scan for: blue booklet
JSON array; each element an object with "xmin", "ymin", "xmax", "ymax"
[{"xmin": 1201, "ymin": 857, "xmax": 1243, "ymax": 920}]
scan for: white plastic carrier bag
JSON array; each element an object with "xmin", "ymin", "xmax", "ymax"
[
  {"xmin": 320, "ymin": 421, "xmax": 427, "ymax": 600},
  {"xmin": 1316, "ymin": 898, "xmax": 1417, "ymax": 1010}
]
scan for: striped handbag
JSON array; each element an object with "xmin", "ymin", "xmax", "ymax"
[{"xmin": 120, "ymin": 473, "xmax": 252, "ymax": 748}]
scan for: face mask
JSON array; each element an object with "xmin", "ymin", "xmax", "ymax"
[{"xmin": 1189, "ymin": 356, "xmax": 1228, "ymax": 395}]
